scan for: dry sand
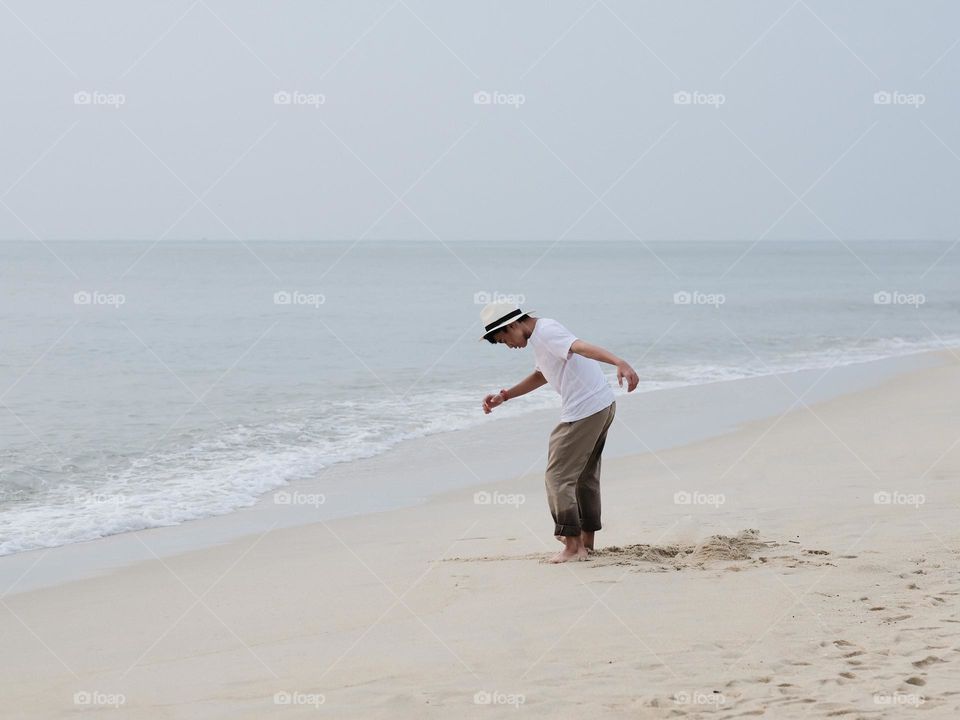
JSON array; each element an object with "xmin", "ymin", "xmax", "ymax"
[{"xmin": 2, "ymin": 351, "xmax": 959, "ymax": 718}]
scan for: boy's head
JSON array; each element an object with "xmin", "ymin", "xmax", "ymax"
[{"xmin": 479, "ymin": 302, "xmax": 536, "ymax": 348}]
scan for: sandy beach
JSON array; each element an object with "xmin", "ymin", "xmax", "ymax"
[
  {"xmin": 3, "ymin": 349, "xmax": 959, "ymax": 718},
  {"xmin": 4, "ymin": 2, "xmax": 959, "ymax": 717}
]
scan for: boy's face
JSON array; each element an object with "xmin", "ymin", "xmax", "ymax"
[{"xmin": 493, "ymin": 321, "xmax": 528, "ymax": 349}]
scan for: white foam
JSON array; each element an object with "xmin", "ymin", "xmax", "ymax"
[{"xmin": 2, "ymin": 335, "xmax": 956, "ymax": 556}]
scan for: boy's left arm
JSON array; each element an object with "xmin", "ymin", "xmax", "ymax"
[{"xmin": 569, "ymin": 340, "xmax": 640, "ymax": 392}]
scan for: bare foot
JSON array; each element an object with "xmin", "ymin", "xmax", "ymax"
[
  {"xmin": 581, "ymin": 530, "xmax": 596, "ymax": 553},
  {"xmin": 556, "ymin": 532, "xmax": 595, "ymax": 554},
  {"xmin": 547, "ymin": 536, "xmax": 588, "ymax": 563},
  {"xmin": 547, "ymin": 545, "xmax": 588, "ymax": 563}
]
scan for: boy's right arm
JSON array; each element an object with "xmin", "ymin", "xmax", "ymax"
[{"xmin": 482, "ymin": 371, "xmax": 547, "ymax": 414}]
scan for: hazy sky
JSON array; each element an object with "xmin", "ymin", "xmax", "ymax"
[{"xmin": 1, "ymin": 1, "xmax": 958, "ymax": 241}]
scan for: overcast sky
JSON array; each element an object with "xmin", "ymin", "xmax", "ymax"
[{"xmin": 1, "ymin": 1, "xmax": 958, "ymax": 241}]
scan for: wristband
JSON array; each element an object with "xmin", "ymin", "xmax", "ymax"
[{"xmin": 499, "ymin": 388, "xmax": 510, "ymax": 402}]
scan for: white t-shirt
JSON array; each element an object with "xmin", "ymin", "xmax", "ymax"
[{"xmin": 529, "ymin": 318, "xmax": 615, "ymax": 422}]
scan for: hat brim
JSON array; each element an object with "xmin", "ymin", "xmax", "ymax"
[{"xmin": 478, "ymin": 310, "xmax": 535, "ymax": 341}]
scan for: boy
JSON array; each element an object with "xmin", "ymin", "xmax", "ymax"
[{"xmin": 479, "ymin": 302, "xmax": 639, "ymax": 563}]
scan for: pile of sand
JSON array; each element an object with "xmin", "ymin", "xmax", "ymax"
[
  {"xmin": 592, "ymin": 529, "xmax": 778, "ymax": 569},
  {"xmin": 443, "ymin": 529, "xmax": 786, "ymax": 568}
]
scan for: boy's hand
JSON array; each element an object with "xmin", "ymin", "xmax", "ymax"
[
  {"xmin": 616, "ymin": 362, "xmax": 640, "ymax": 392},
  {"xmin": 482, "ymin": 393, "xmax": 504, "ymax": 414}
]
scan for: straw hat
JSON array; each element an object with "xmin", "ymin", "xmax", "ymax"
[{"xmin": 479, "ymin": 302, "xmax": 535, "ymax": 341}]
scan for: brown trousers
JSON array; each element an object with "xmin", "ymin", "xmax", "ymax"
[{"xmin": 545, "ymin": 401, "xmax": 616, "ymax": 537}]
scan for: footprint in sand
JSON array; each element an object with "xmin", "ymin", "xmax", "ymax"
[
  {"xmin": 905, "ymin": 676, "xmax": 927, "ymax": 686},
  {"xmin": 912, "ymin": 655, "xmax": 946, "ymax": 668}
]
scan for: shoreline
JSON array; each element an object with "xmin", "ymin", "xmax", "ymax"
[
  {"xmin": 2, "ymin": 349, "xmax": 959, "ymax": 717},
  {"xmin": 0, "ymin": 347, "xmax": 952, "ymax": 596},
  {"xmin": 0, "ymin": 350, "xmax": 952, "ymax": 593}
]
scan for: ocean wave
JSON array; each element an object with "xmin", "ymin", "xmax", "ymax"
[{"xmin": 1, "ymin": 334, "xmax": 957, "ymax": 556}]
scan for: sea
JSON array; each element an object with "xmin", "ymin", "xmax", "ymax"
[{"xmin": 1, "ymin": 239, "xmax": 957, "ymax": 556}]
